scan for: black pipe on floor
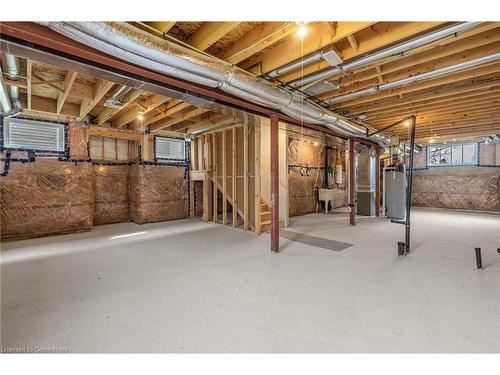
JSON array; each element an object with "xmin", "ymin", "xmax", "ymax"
[{"xmin": 475, "ymin": 247, "xmax": 483, "ymax": 270}]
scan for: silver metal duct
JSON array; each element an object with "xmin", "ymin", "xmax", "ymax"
[
  {"xmin": 104, "ymin": 84, "xmax": 132, "ymax": 108},
  {"xmin": 5, "ymin": 54, "xmax": 21, "ymax": 109},
  {"xmin": 1, "ymin": 53, "xmax": 23, "ymax": 116},
  {"xmin": 0, "ymin": 65, "xmax": 12, "ymax": 113},
  {"xmin": 326, "ymin": 51, "xmax": 500, "ymax": 105},
  {"xmin": 44, "ymin": 22, "xmax": 378, "ymax": 141},
  {"xmin": 285, "ymin": 22, "xmax": 480, "ymax": 89}
]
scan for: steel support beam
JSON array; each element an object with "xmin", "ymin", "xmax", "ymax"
[
  {"xmin": 349, "ymin": 138, "xmax": 356, "ymax": 225},
  {"xmin": 270, "ymin": 113, "xmax": 280, "ymax": 252},
  {"xmin": 0, "ymin": 22, "xmax": 380, "ymax": 148},
  {"xmin": 375, "ymin": 145, "xmax": 381, "ymax": 217}
]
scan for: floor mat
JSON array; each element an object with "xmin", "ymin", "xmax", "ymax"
[{"xmin": 279, "ymin": 230, "xmax": 353, "ymax": 251}]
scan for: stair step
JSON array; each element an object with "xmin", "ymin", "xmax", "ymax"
[
  {"xmin": 260, "ymin": 219, "xmax": 284, "ymax": 232},
  {"xmin": 260, "ymin": 212, "xmax": 271, "ymax": 221}
]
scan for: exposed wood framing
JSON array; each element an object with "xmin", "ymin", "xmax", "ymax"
[
  {"xmin": 243, "ymin": 126, "xmax": 249, "ymax": 230},
  {"xmin": 146, "ymin": 22, "xmax": 176, "ymax": 33},
  {"xmin": 97, "ymin": 89, "xmax": 144, "ymax": 125},
  {"xmin": 279, "ymin": 22, "xmax": 444, "ymax": 82},
  {"xmin": 222, "ymin": 130, "xmax": 227, "ymax": 226},
  {"xmin": 213, "ymin": 132, "xmax": 218, "ymax": 223},
  {"xmin": 243, "ymin": 22, "xmax": 376, "ymax": 75},
  {"xmin": 85, "ymin": 127, "xmax": 143, "ymax": 142},
  {"xmin": 217, "ymin": 22, "xmax": 298, "ymax": 65},
  {"xmin": 232, "ymin": 128, "xmax": 237, "ymax": 228},
  {"xmin": 347, "ymin": 33, "xmax": 359, "ymax": 51},
  {"xmin": 56, "ymin": 71, "xmax": 77, "ymax": 114},
  {"xmin": 32, "ymin": 72, "xmax": 63, "ymax": 93},
  {"xmin": 26, "ymin": 59, "xmax": 32, "ymax": 110},
  {"xmin": 150, "ymin": 106, "xmax": 208, "ymax": 132},
  {"xmin": 187, "ymin": 22, "xmax": 240, "ymax": 51},
  {"xmin": 78, "ymin": 80, "xmax": 114, "ymax": 121}
]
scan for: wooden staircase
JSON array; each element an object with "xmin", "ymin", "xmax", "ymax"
[
  {"xmin": 211, "ymin": 176, "xmax": 255, "ymax": 231},
  {"xmin": 259, "ymin": 199, "xmax": 283, "ymax": 233},
  {"xmin": 208, "ymin": 175, "xmax": 283, "ymax": 234}
]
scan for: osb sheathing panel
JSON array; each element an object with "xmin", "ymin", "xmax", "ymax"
[
  {"xmin": 479, "ymin": 143, "xmax": 496, "ymax": 165},
  {"xmin": 129, "ymin": 165, "xmax": 188, "ymax": 224},
  {"xmin": 68, "ymin": 126, "xmax": 88, "ymax": 159},
  {"xmin": 93, "ymin": 165, "xmax": 130, "ymax": 225},
  {"xmin": 413, "ymin": 150, "xmax": 427, "ymax": 169},
  {"xmin": 412, "ymin": 174, "xmax": 500, "ymax": 211},
  {"xmin": 0, "ymin": 160, "xmax": 94, "ymax": 240},
  {"xmin": 193, "ymin": 181, "xmax": 204, "ymax": 218}
]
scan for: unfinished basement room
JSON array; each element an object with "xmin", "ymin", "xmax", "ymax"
[{"xmin": 1, "ymin": 13, "xmax": 499, "ymax": 358}]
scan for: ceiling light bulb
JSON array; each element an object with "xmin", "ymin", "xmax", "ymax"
[
  {"xmin": 297, "ymin": 25, "xmax": 307, "ymax": 38},
  {"xmin": 137, "ymin": 112, "xmax": 144, "ymax": 121},
  {"xmin": 404, "ymin": 120, "xmax": 410, "ymax": 126},
  {"xmin": 313, "ymin": 141, "xmax": 319, "ymax": 146}
]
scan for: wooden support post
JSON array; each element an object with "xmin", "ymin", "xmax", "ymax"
[
  {"xmin": 243, "ymin": 126, "xmax": 249, "ymax": 231},
  {"xmin": 375, "ymin": 145, "xmax": 381, "ymax": 217},
  {"xmin": 254, "ymin": 124, "xmax": 261, "ymax": 234},
  {"xmin": 203, "ymin": 179, "xmax": 209, "ymax": 222},
  {"xmin": 26, "ymin": 59, "xmax": 32, "ymax": 110},
  {"xmin": 232, "ymin": 128, "xmax": 237, "ymax": 228},
  {"xmin": 222, "ymin": 130, "xmax": 227, "ymax": 226},
  {"xmin": 270, "ymin": 113, "xmax": 279, "ymax": 252},
  {"xmin": 349, "ymin": 138, "xmax": 356, "ymax": 225},
  {"xmin": 191, "ymin": 138, "xmax": 198, "ymax": 171},
  {"xmin": 189, "ymin": 179, "xmax": 195, "ymax": 219},
  {"xmin": 213, "ymin": 132, "xmax": 218, "ymax": 223},
  {"xmin": 197, "ymin": 136, "xmax": 203, "ymax": 170}
]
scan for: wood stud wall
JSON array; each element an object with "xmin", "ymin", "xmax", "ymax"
[{"xmin": 189, "ymin": 125, "xmax": 260, "ymax": 233}]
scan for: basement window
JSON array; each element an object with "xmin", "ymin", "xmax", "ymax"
[
  {"xmin": 428, "ymin": 143, "xmax": 477, "ymax": 166},
  {"xmin": 155, "ymin": 136, "xmax": 186, "ymax": 161},
  {"xmin": 2, "ymin": 117, "xmax": 65, "ymax": 152}
]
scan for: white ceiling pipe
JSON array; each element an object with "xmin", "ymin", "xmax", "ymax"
[
  {"xmin": 325, "ymin": 51, "xmax": 500, "ymax": 105},
  {"xmin": 45, "ymin": 22, "xmax": 379, "ymax": 142},
  {"xmin": 285, "ymin": 22, "xmax": 480, "ymax": 89}
]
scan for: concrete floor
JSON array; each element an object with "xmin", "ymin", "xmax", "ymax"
[{"xmin": 1, "ymin": 208, "xmax": 499, "ymax": 353}]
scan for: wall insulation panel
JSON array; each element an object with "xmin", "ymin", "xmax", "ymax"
[
  {"xmin": 129, "ymin": 165, "xmax": 188, "ymax": 224},
  {"xmin": 412, "ymin": 173, "xmax": 500, "ymax": 211},
  {"xmin": 93, "ymin": 165, "xmax": 130, "ymax": 225},
  {"xmin": 0, "ymin": 160, "xmax": 94, "ymax": 240}
]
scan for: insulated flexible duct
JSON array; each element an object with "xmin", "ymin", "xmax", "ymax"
[
  {"xmin": 0, "ymin": 65, "xmax": 12, "ymax": 113},
  {"xmin": 0, "ymin": 54, "xmax": 23, "ymax": 116},
  {"xmin": 44, "ymin": 22, "xmax": 379, "ymax": 142}
]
